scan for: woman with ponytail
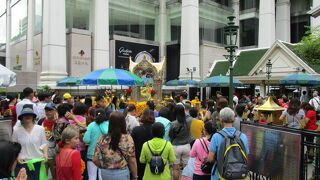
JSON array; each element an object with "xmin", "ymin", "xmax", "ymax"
[
  {"xmin": 83, "ymin": 108, "xmax": 109, "ymax": 180},
  {"xmin": 189, "ymin": 121, "xmax": 216, "ymax": 180},
  {"xmin": 93, "ymin": 112, "xmax": 138, "ymax": 180},
  {"xmin": 55, "ymin": 126, "xmax": 82, "ymax": 180}
]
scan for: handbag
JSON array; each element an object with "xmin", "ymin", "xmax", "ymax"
[{"xmin": 199, "ymin": 138, "xmax": 214, "ymax": 174}]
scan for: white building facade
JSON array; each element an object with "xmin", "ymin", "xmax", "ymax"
[{"xmin": 0, "ymin": 0, "xmax": 319, "ymax": 87}]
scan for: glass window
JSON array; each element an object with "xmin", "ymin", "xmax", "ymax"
[
  {"xmin": 209, "ymin": 0, "xmax": 231, "ymax": 7},
  {"xmin": 291, "ymin": 15, "xmax": 310, "ymax": 43},
  {"xmin": 109, "ymin": 0, "xmax": 156, "ymax": 41},
  {"xmin": 240, "ymin": 18, "xmax": 258, "ymax": 47},
  {"xmin": 0, "ymin": 14, "xmax": 6, "ymax": 46},
  {"xmin": 34, "ymin": 0, "xmax": 42, "ymax": 34},
  {"xmin": 11, "ymin": 0, "xmax": 27, "ymax": 41},
  {"xmin": 199, "ymin": 17, "xmax": 225, "ymax": 44},
  {"xmin": 170, "ymin": 17, "xmax": 181, "ymax": 41},
  {"xmin": 240, "ymin": 0, "xmax": 259, "ymax": 11},
  {"xmin": 66, "ymin": 0, "xmax": 90, "ymax": 30},
  {"xmin": 199, "ymin": 2, "xmax": 232, "ymax": 44}
]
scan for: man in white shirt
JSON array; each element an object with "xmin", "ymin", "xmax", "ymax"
[
  {"xmin": 309, "ymin": 91, "xmax": 320, "ymax": 110},
  {"xmin": 36, "ymin": 92, "xmax": 51, "ymax": 121},
  {"xmin": 15, "ymin": 87, "xmax": 39, "ymax": 129}
]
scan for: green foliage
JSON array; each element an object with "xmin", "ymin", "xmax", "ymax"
[
  {"xmin": 37, "ymin": 85, "xmax": 52, "ymax": 94},
  {"xmin": 294, "ymin": 27, "xmax": 320, "ymax": 65}
]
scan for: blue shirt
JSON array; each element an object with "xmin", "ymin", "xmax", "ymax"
[
  {"xmin": 209, "ymin": 127, "xmax": 249, "ymax": 180},
  {"xmin": 83, "ymin": 121, "xmax": 109, "ymax": 159},
  {"xmin": 155, "ymin": 116, "xmax": 171, "ymax": 141}
]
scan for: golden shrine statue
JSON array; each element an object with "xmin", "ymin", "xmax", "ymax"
[
  {"xmin": 129, "ymin": 52, "xmax": 165, "ymax": 101},
  {"xmin": 256, "ymin": 96, "xmax": 285, "ymax": 125}
]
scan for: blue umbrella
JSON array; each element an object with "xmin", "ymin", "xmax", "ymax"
[
  {"xmin": 166, "ymin": 79, "xmax": 184, "ymax": 86},
  {"xmin": 57, "ymin": 76, "xmax": 81, "ymax": 86},
  {"xmin": 81, "ymin": 68, "xmax": 144, "ymax": 86},
  {"xmin": 180, "ymin": 79, "xmax": 199, "ymax": 86},
  {"xmin": 200, "ymin": 75, "xmax": 242, "ymax": 87},
  {"xmin": 279, "ymin": 73, "xmax": 320, "ymax": 85}
]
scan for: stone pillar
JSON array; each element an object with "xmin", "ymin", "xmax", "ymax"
[
  {"xmin": 276, "ymin": 0, "xmax": 290, "ymax": 42},
  {"xmin": 92, "ymin": 0, "xmax": 109, "ymax": 70},
  {"xmin": 40, "ymin": 0, "xmax": 67, "ymax": 86},
  {"xmin": 179, "ymin": 0, "xmax": 200, "ymax": 80},
  {"xmin": 233, "ymin": 0, "xmax": 240, "ymax": 47},
  {"xmin": 26, "ymin": 0, "xmax": 35, "ymax": 71},
  {"xmin": 5, "ymin": 0, "xmax": 11, "ymax": 69},
  {"xmin": 159, "ymin": 0, "xmax": 167, "ymax": 58},
  {"xmin": 258, "ymin": 0, "xmax": 275, "ymax": 48}
]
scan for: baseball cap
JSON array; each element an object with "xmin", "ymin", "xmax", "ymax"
[
  {"xmin": 63, "ymin": 93, "xmax": 72, "ymax": 99},
  {"xmin": 45, "ymin": 102, "xmax": 57, "ymax": 110}
]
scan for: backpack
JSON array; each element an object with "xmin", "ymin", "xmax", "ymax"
[
  {"xmin": 199, "ymin": 138, "xmax": 214, "ymax": 174},
  {"xmin": 147, "ymin": 141, "xmax": 168, "ymax": 175},
  {"xmin": 215, "ymin": 130, "xmax": 248, "ymax": 179}
]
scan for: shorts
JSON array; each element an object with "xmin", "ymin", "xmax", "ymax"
[{"xmin": 173, "ymin": 144, "xmax": 191, "ymax": 165}]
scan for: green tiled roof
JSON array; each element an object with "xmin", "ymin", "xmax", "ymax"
[
  {"xmin": 283, "ymin": 42, "xmax": 320, "ymax": 74},
  {"xmin": 210, "ymin": 61, "xmax": 229, "ymax": 77},
  {"xmin": 233, "ymin": 48, "xmax": 268, "ymax": 76}
]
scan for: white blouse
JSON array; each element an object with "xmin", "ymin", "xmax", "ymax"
[{"xmin": 12, "ymin": 125, "xmax": 47, "ymax": 160}]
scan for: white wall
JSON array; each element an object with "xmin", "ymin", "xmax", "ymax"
[{"xmin": 200, "ymin": 42, "xmax": 227, "ymax": 79}]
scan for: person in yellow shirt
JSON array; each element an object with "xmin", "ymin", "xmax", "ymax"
[{"xmin": 189, "ymin": 107, "xmax": 205, "ymax": 140}]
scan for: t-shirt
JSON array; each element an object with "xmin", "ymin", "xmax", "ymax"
[
  {"xmin": 190, "ymin": 119, "xmax": 204, "ymax": 139},
  {"xmin": 281, "ymin": 109, "xmax": 305, "ymax": 129},
  {"xmin": 83, "ymin": 121, "xmax": 109, "ymax": 159},
  {"xmin": 37, "ymin": 102, "xmax": 47, "ymax": 121},
  {"xmin": 169, "ymin": 117, "xmax": 193, "ymax": 145},
  {"xmin": 309, "ymin": 97, "xmax": 320, "ymax": 110},
  {"xmin": 12, "ymin": 125, "xmax": 47, "ymax": 160},
  {"xmin": 94, "ymin": 134, "xmax": 135, "ymax": 169},
  {"xmin": 190, "ymin": 138, "xmax": 210, "ymax": 175},
  {"xmin": 56, "ymin": 147, "xmax": 82, "ymax": 180},
  {"xmin": 209, "ymin": 127, "xmax": 249, "ymax": 180},
  {"xmin": 125, "ymin": 115, "xmax": 140, "ymax": 134},
  {"xmin": 155, "ymin": 116, "xmax": 171, "ymax": 141},
  {"xmin": 305, "ymin": 110, "xmax": 317, "ymax": 130},
  {"xmin": 42, "ymin": 118, "xmax": 56, "ymax": 159}
]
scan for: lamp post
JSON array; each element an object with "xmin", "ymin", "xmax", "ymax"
[
  {"xmin": 186, "ymin": 67, "xmax": 196, "ymax": 99},
  {"xmin": 266, "ymin": 59, "xmax": 272, "ymax": 95},
  {"xmin": 187, "ymin": 67, "xmax": 196, "ymax": 80},
  {"xmin": 224, "ymin": 16, "xmax": 239, "ymax": 108}
]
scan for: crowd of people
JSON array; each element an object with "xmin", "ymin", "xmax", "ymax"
[{"xmin": 0, "ymin": 87, "xmax": 319, "ymax": 180}]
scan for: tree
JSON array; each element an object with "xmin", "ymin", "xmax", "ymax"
[{"xmin": 293, "ymin": 27, "xmax": 320, "ymax": 65}]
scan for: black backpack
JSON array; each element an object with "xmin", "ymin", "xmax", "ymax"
[
  {"xmin": 147, "ymin": 141, "xmax": 168, "ymax": 175},
  {"xmin": 216, "ymin": 130, "xmax": 248, "ymax": 179}
]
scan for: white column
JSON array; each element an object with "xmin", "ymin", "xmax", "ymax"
[
  {"xmin": 276, "ymin": 0, "xmax": 290, "ymax": 42},
  {"xmin": 40, "ymin": 0, "xmax": 67, "ymax": 85},
  {"xmin": 159, "ymin": 0, "xmax": 167, "ymax": 58},
  {"xmin": 92, "ymin": 0, "xmax": 109, "ymax": 70},
  {"xmin": 233, "ymin": 0, "xmax": 240, "ymax": 47},
  {"xmin": 26, "ymin": 0, "xmax": 35, "ymax": 71},
  {"xmin": 5, "ymin": 0, "xmax": 11, "ymax": 69},
  {"xmin": 179, "ymin": 0, "xmax": 200, "ymax": 80},
  {"xmin": 258, "ymin": 0, "xmax": 275, "ymax": 48}
]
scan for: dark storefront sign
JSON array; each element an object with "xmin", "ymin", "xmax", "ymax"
[{"xmin": 115, "ymin": 40, "xmax": 159, "ymax": 70}]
